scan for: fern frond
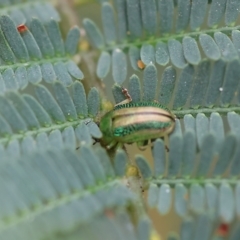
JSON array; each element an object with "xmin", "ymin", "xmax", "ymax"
[
  {"xmin": 0, "ymin": 81, "xmax": 101, "ymax": 157},
  {"xmin": 110, "ymin": 71, "xmax": 240, "ymax": 220},
  {"xmin": 0, "ymin": 0, "xmax": 59, "ymax": 25},
  {"xmin": 0, "ymin": 1, "xmax": 239, "ymax": 239},
  {"xmin": 0, "ymin": 15, "xmax": 82, "ymax": 93},
  {"xmin": 177, "ymin": 213, "xmax": 240, "ymax": 240},
  {"xmin": 83, "ymin": 0, "xmax": 240, "ymax": 84},
  {"xmin": 113, "ymin": 149, "xmax": 128, "ymax": 177},
  {"xmin": 0, "ymin": 147, "xmax": 144, "ymax": 240},
  {"xmin": 111, "ymin": 62, "xmax": 240, "ymax": 117},
  {"xmin": 179, "ymin": 214, "xmax": 212, "ymax": 240},
  {"xmin": 133, "ymin": 120, "xmax": 240, "ymax": 220}
]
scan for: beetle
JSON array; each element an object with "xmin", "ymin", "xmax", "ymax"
[{"xmin": 99, "ymin": 87, "xmax": 176, "ymax": 150}]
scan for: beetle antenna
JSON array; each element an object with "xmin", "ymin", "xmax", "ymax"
[{"xmin": 121, "ymin": 87, "xmax": 132, "ymax": 102}]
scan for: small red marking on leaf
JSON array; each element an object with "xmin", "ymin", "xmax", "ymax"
[
  {"xmin": 217, "ymin": 223, "xmax": 229, "ymax": 237},
  {"xmin": 17, "ymin": 24, "xmax": 28, "ymax": 33}
]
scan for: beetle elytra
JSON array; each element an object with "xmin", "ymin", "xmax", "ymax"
[{"xmin": 99, "ymin": 87, "xmax": 175, "ymax": 149}]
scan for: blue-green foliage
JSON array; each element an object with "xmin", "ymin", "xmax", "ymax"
[
  {"xmin": 0, "ymin": 0, "xmax": 240, "ymax": 239},
  {"xmin": 0, "ymin": 0, "xmax": 60, "ymax": 25},
  {"xmin": 0, "ymin": 81, "xmax": 101, "ymax": 157},
  {"xmin": 178, "ymin": 213, "xmax": 240, "ymax": 240},
  {"xmin": 84, "ymin": 0, "xmax": 240, "ymax": 85},
  {"xmin": 0, "ymin": 147, "xmax": 140, "ymax": 240},
  {"xmin": 0, "ymin": 15, "xmax": 82, "ymax": 92},
  {"xmin": 135, "ymin": 114, "xmax": 240, "ymax": 221},
  {"xmin": 0, "ymin": 12, "xmax": 98, "ymax": 155},
  {"xmin": 111, "ymin": 61, "xmax": 240, "ymax": 120}
]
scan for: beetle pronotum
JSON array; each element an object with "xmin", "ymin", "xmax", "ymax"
[{"xmin": 99, "ymin": 87, "xmax": 175, "ymax": 150}]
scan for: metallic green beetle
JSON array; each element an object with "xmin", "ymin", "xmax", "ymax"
[{"xmin": 99, "ymin": 88, "xmax": 176, "ymax": 149}]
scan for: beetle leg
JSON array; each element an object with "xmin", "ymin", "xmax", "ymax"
[
  {"xmin": 137, "ymin": 140, "xmax": 148, "ymax": 150},
  {"xmin": 164, "ymin": 135, "xmax": 170, "ymax": 152},
  {"xmin": 106, "ymin": 140, "xmax": 125, "ymax": 150},
  {"xmin": 106, "ymin": 140, "xmax": 118, "ymax": 149},
  {"xmin": 116, "ymin": 142, "xmax": 124, "ymax": 149},
  {"xmin": 149, "ymin": 139, "xmax": 170, "ymax": 152},
  {"xmin": 138, "ymin": 145, "xmax": 148, "ymax": 151},
  {"xmin": 165, "ymin": 145, "xmax": 170, "ymax": 152},
  {"xmin": 93, "ymin": 139, "xmax": 99, "ymax": 145}
]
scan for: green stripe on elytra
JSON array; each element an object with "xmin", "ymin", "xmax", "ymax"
[
  {"xmin": 113, "ymin": 121, "xmax": 172, "ymax": 137},
  {"xmin": 114, "ymin": 101, "xmax": 169, "ymax": 111}
]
